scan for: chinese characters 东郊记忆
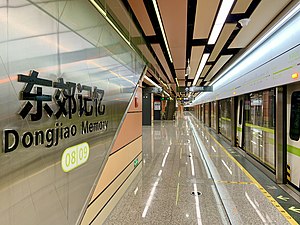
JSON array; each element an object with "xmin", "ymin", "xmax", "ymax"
[{"xmin": 18, "ymin": 70, "xmax": 105, "ymax": 121}]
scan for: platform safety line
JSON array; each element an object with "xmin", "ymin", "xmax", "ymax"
[
  {"xmin": 216, "ymin": 180, "xmax": 255, "ymax": 185},
  {"xmin": 207, "ymin": 132, "xmax": 299, "ymax": 225}
]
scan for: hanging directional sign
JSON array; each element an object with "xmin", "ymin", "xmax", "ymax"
[
  {"xmin": 177, "ymin": 86, "xmax": 213, "ymax": 93},
  {"xmin": 144, "ymin": 87, "xmax": 163, "ymax": 94}
]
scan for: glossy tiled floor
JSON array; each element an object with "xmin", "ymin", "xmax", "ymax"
[{"xmin": 104, "ymin": 113, "xmax": 296, "ymax": 225}]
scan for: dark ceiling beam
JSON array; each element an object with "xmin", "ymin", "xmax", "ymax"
[
  {"xmin": 204, "ymin": 44, "xmax": 215, "ymax": 54},
  {"xmin": 192, "ymin": 39, "xmax": 208, "ymax": 46},
  {"xmin": 221, "ymin": 48, "xmax": 242, "ymax": 55},
  {"xmin": 245, "ymin": 0, "xmax": 262, "ymax": 17},
  {"xmin": 206, "ymin": 0, "xmax": 262, "ymax": 85},
  {"xmin": 121, "ymin": 0, "xmax": 173, "ymax": 86},
  {"xmin": 185, "ymin": 0, "xmax": 197, "ymax": 87},
  {"xmin": 226, "ymin": 13, "xmax": 247, "ymax": 23},
  {"xmin": 146, "ymin": 35, "xmax": 160, "ymax": 44},
  {"xmin": 143, "ymin": 0, "xmax": 177, "ymax": 83},
  {"xmin": 147, "ymin": 70, "xmax": 160, "ymax": 84}
]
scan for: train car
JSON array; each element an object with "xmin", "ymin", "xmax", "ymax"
[
  {"xmin": 238, "ymin": 89, "xmax": 276, "ymax": 170},
  {"xmin": 287, "ymin": 83, "xmax": 300, "ymax": 188},
  {"xmin": 192, "ymin": 5, "xmax": 300, "ymax": 190}
]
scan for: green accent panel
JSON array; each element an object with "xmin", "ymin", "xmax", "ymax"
[
  {"xmin": 267, "ymin": 137, "xmax": 275, "ymax": 145},
  {"xmin": 287, "ymin": 145, "xmax": 300, "ymax": 157},
  {"xmin": 237, "ymin": 126, "xmax": 242, "ymax": 132},
  {"xmin": 134, "ymin": 158, "xmax": 139, "ymax": 168},
  {"xmin": 221, "ymin": 117, "xmax": 231, "ymax": 122},
  {"xmin": 273, "ymin": 66, "xmax": 293, "ymax": 75},
  {"xmin": 245, "ymin": 123, "xmax": 275, "ymax": 134}
]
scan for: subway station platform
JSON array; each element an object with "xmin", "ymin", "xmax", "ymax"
[{"xmin": 104, "ymin": 113, "xmax": 300, "ymax": 225}]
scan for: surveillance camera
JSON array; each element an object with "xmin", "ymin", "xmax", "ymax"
[{"xmin": 238, "ymin": 18, "xmax": 250, "ymax": 27}]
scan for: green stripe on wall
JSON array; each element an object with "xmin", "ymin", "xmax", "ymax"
[
  {"xmin": 245, "ymin": 123, "xmax": 275, "ymax": 134},
  {"xmin": 273, "ymin": 65, "xmax": 293, "ymax": 75},
  {"xmin": 287, "ymin": 145, "xmax": 300, "ymax": 157},
  {"xmin": 221, "ymin": 117, "xmax": 231, "ymax": 122}
]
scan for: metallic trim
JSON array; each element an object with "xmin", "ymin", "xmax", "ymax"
[
  {"xmin": 275, "ymin": 86, "xmax": 287, "ymax": 184},
  {"xmin": 77, "ymin": 66, "xmax": 148, "ymax": 225},
  {"xmin": 231, "ymin": 97, "xmax": 236, "ymax": 146}
]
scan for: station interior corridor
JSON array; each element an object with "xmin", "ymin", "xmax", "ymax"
[{"xmin": 104, "ymin": 113, "xmax": 300, "ymax": 225}]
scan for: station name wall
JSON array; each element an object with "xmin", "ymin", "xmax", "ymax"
[{"xmin": 3, "ymin": 70, "xmax": 108, "ymax": 153}]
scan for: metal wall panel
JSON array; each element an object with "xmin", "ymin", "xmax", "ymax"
[{"xmin": 0, "ymin": 1, "xmax": 145, "ymax": 225}]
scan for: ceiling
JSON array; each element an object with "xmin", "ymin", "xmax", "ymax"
[{"xmin": 104, "ymin": 0, "xmax": 293, "ymax": 97}]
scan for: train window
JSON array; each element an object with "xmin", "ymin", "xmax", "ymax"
[
  {"xmin": 239, "ymin": 99, "xmax": 243, "ymax": 125},
  {"xmin": 290, "ymin": 91, "xmax": 300, "ymax": 141}
]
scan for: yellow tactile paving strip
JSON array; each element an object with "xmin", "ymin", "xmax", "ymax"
[{"xmin": 207, "ymin": 131, "xmax": 299, "ymax": 225}]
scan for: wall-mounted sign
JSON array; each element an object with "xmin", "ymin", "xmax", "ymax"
[
  {"xmin": 133, "ymin": 158, "xmax": 139, "ymax": 168},
  {"xmin": 3, "ymin": 70, "xmax": 108, "ymax": 153},
  {"xmin": 154, "ymin": 101, "xmax": 161, "ymax": 110},
  {"xmin": 61, "ymin": 142, "xmax": 90, "ymax": 172}
]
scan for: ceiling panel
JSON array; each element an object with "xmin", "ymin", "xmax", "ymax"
[
  {"xmin": 179, "ymin": 80, "xmax": 185, "ymax": 86},
  {"xmin": 105, "ymin": 0, "xmax": 292, "ymax": 98},
  {"xmin": 172, "ymin": 46, "xmax": 187, "ymax": 69},
  {"xmin": 176, "ymin": 70, "xmax": 186, "ymax": 79},
  {"xmin": 200, "ymin": 65, "xmax": 212, "ymax": 78},
  {"xmin": 128, "ymin": 0, "xmax": 156, "ymax": 36},
  {"xmin": 158, "ymin": 0, "xmax": 187, "ymax": 69},
  {"xmin": 143, "ymin": 76, "xmax": 154, "ymax": 86},
  {"xmin": 230, "ymin": 0, "xmax": 291, "ymax": 48},
  {"xmin": 106, "ymin": 0, "xmax": 140, "ymax": 37},
  {"xmin": 232, "ymin": 0, "xmax": 252, "ymax": 14},
  {"xmin": 153, "ymin": 64, "xmax": 169, "ymax": 84},
  {"xmin": 209, "ymin": 24, "xmax": 236, "ymax": 62},
  {"xmin": 152, "ymin": 43, "xmax": 174, "ymax": 83},
  {"xmin": 137, "ymin": 44, "xmax": 156, "ymax": 67},
  {"xmin": 190, "ymin": 46, "xmax": 205, "ymax": 79},
  {"xmin": 193, "ymin": 0, "xmax": 220, "ymax": 39},
  {"xmin": 169, "ymin": 83, "xmax": 176, "ymax": 92},
  {"xmin": 205, "ymin": 55, "xmax": 232, "ymax": 81},
  {"xmin": 196, "ymin": 79, "xmax": 203, "ymax": 86}
]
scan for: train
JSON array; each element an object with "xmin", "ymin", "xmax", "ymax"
[{"xmin": 191, "ymin": 5, "xmax": 300, "ymax": 191}]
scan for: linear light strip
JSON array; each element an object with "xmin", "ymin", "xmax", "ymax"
[
  {"xmin": 192, "ymin": 53, "xmax": 210, "ymax": 86},
  {"xmin": 90, "ymin": 0, "xmax": 131, "ymax": 46},
  {"xmin": 210, "ymin": 1, "xmax": 300, "ymax": 86},
  {"xmin": 208, "ymin": 0, "xmax": 235, "ymax": 44},
  {"xmin": 144, "ymin": 76, "xmax": 161, "ymax": 88},
  {"xmin": 175, "ymin": 78, "xmax": 179, "ymax": 87},
  {"xmin": 152, "ymin": 0, "xmax": 173, "ymax": 63},
  {"xmin": 163, "ymin": 90, "xmax": 170, "ymax": 97}
]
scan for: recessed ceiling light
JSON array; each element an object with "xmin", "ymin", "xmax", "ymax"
[
  {"xmin": 208, "ymin": 0, "xmax": 234, "ymax": 44},
  {"xmin": 192, "ymin": 53, "xmax": 210, "ymax": 86},
  {"xmin": 152, "ymin": 0, "xmax": 173, "ymax": 63},
  {"xmin": 144, "ymin": 76, "xmax": 161, "ymax": 89}
]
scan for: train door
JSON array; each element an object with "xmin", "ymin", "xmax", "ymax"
[
  {"xmin": 287, "ymin": 83, "xmax": 300, "ymax": 189},
  {"xmin": 236, "ymin": 96, "xmax": 244, "ymax": 148}
]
